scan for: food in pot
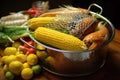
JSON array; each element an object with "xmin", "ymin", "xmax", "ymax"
[
  {"xmin": 29, "ymin": 6, "xmax": 109, "ymax": 50},
  {"xmin": 28, "ymin": 17, "xmax": 54, "ymax": 30},
  {"xmin": 34, "ymin": 27, "xmax": 87, "ymax": 50},
  {"xmin": 83, "ymin": 22, "xmax": 109, "ymax": 50}
]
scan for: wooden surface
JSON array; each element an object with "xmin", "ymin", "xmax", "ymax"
[{"xmin": 0, "ymin": 29, "xmax": 120, "ymax": 80}]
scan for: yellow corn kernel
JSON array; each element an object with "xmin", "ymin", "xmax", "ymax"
[
  {"xmin": 34, "ymin": 27, "xmax": 87, "ymax": 50},
  {"xmin": 28, "ymin": 17, "xmax": 54, "ymax": 30}
]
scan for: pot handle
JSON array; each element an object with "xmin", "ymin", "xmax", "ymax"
[{"xmin": 88, "ymin": 3, "xmax": 103, "ymax": 15}]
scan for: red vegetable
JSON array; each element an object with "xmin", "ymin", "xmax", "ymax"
[
  {"xmin": 23, "ymin": 41, "xmax": 35, "ymax": 48},
  {"xmin": 26, "ymin": 48, "xmax": 36, "ymax": 54},
  {"xmin": 26, "ymin": 7, "xmax": 43, "ymax": 16}
]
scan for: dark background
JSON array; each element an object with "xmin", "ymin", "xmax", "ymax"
[{"xmin": 0, "ymin": 0, "xmax": 119, "ymax": 29}]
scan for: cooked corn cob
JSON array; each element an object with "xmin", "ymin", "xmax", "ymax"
[
  {"xmin": 34, "ymin": 27, "xmax": 87, "ymax": 50},
  {"xmin": 28, "ymin": 17, "xmax": 54, "ymax": 30}
]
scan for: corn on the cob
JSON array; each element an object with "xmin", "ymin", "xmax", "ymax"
[
  {"xmin": 28, "ymin": 17, "xmax": 54, "ymax": 30},
  {"xmin": 34, "ymin": 27, "xmax": 87, "ymax": 50}
]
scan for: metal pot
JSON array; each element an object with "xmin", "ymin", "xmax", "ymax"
[{"xmin": 22, "ymin": 3, "xmax": 115, "ymax": 77}]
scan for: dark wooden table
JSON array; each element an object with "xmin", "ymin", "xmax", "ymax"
[{"xmin": 0, "ymin": 29, "xmax": 120, "ymax": 80}]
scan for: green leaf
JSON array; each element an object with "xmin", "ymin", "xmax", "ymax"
[
  {"xmin": 0, "ymin": 32, "xmax": 9, "ymax": 43},
  {"xmin": 0, "ymin": 25, "xmax": 28, "ymax": 46}
]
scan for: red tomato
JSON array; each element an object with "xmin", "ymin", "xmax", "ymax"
[
  {"xmin": 24, "ymin": 41, "xmax": 35, "ymax": 48},
  {"xmin": 26, "ymin": 7, "xmax": 43, "ymax": 17},
  {"xmin": 26, "ymin": 48, "xmax": 36, "ymax": 54}
]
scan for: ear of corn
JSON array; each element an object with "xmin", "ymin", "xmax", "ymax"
[
  {"xmin": 34, "ymin": 27, "xmax": 87, "ymax": 50},
  {"xmin": 28, "ymin": 17, "xmax": 54, "ymax": 30}
]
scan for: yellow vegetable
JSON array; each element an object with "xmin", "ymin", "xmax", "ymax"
[
  {"xmin": 28, "ymin": 17, "xmax": 54, "ymax": 30},
  {"xmin": 34, "ymin": 27, "xmax": 87, "ymax": 50}
]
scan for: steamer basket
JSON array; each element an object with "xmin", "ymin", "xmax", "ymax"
[{"xmin": 23, "ymin": 3, "xmax": 115, "ymax": 77}]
